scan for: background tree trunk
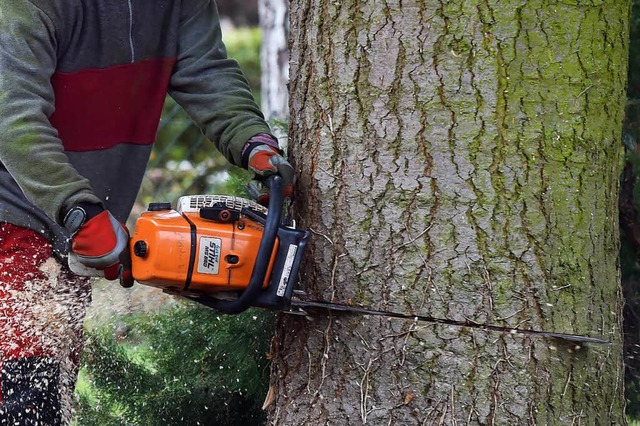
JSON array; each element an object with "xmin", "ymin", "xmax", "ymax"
[
  {"xmin": 259, "ymin": 0, "xmax": 289, "ymax": 140},
  {"xmin": 269, "ymin": 1, "xmax": 630, "ymax": 425}
]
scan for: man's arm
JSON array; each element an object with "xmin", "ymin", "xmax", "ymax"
[
  {"xmin": 0, "ymin": 0, "xmax": 101, "ymax": 224},
  {"xmin": 168, "ymin": 0, "xmax": 275, "ymax": 166}
]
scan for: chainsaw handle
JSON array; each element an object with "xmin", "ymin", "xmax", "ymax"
[{"xmin": 203, "ymin": 175, "xmax": 284, "ymax": 314}]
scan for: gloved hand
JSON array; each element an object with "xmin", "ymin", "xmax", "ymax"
[
  {"xmin": 243, "ymin": 134, "xmax": 294, "ymax": 205},
  {"xmin": 64, "ymin": 204, "xmax": 131, "ymax": 284}
]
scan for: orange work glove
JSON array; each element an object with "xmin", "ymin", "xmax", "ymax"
[
  {"xmin": 242, "ymin": 134, "xmax": 294, "ymax": 205},
  {"xmin": 64, "ymin": 205, "xmax": 129, "ymax": 281}
]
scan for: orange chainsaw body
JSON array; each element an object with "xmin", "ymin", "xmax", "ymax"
[{"xmin": 130, "ymin": 207, "xmax": 278, "ymax": 294}]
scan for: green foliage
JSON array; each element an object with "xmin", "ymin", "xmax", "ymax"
[{"xmin": 74, "ymin": 304, "xmax": 274, "ymax": 426}]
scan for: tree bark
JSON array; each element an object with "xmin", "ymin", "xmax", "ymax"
[{"xmin": 269, "ymin": 1, "xmax": 630, "ymax": 424}]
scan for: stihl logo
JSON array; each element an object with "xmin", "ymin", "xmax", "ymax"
[
  {"xmin": 197, "ymin": 237, "xmax": 221, "ymax": 275},
  {"xmin": 202, "ymin": 244, "xmax": 219, "ymax": 268}
]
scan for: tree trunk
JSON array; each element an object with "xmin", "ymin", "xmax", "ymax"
[
  {"xmin": 269, "ymin": 1, "xmax": 630, "ymax": 425},
  {"xmin": 258, "ymin": 0, "xmax": 289, "ymax": 140}
]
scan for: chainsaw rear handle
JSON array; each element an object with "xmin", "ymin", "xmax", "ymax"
[{"xmin": 201, "ymin": 175, "xmax": 284, "ymax": 314}]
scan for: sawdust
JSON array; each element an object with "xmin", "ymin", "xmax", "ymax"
[
  {"xmin": 0, "ymin": 221, "xmax": 178, "ymax": 425},
  {"xmin": 0, "ymin": 249, "xmax": 91, "ymax": 425}
]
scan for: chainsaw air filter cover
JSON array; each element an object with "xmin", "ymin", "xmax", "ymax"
[{"xmin": 130, "ymin": 195, "xmax": 278, "ymax": 294}]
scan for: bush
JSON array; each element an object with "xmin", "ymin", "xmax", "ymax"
[{"xmin": 74, "ymin": 304, "xmax": 274, "ymax": 426}]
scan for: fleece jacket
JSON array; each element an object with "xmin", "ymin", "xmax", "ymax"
[{"xmin": 0, "ymin": 0, "xmax": 272, "ymax": 255}]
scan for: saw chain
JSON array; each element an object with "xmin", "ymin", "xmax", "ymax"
[{"xmin": 289, "ymin": 297, "xmax": 610, "ymax": 345}]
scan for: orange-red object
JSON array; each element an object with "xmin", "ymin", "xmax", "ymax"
[{"xmin": 130, "ymin": 208, "xmax": 278, "ymax": 294}]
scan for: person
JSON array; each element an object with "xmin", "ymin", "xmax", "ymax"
[{"xmin": 0, "ymin": 0, "xmax": 294, "ymax": 424}]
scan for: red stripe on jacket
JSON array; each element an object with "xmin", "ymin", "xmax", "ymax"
[{"xmin": 50, "ymin": 57, "xmax": 176, "ymax": 151}]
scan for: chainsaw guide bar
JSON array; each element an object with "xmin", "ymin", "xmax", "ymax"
[{"xmin": 289, "ymin": 299, "xmax": 610, "ymax": 345}]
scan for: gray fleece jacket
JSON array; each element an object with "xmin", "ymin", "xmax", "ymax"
[{"xmin": 0, "ymin": 0, "xmax": 272, "ymax": 255}]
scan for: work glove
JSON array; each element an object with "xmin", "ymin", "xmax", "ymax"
[
  {"xmin": 64, "ymin": 203, "xmax": 133, "ymax": 286},
  {"xmin": 242, "ymin": 134, "xmax": 294, "ymax": 205}
]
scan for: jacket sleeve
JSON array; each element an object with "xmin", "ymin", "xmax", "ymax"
[
  {"xmin": 168, "ymin": 0, "xmax": 274, "ymax": 167},
  {"xmin": 0, "ymin": 0, "xmax": 101, "ymax": 224}
]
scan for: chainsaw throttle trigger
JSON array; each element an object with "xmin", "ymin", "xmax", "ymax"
[{"xmin": 118, "ymin": 241, "xmax": 134, "ymax": 288}]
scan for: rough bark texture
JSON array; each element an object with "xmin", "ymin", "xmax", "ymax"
[{"xmin": 269, "ymin": 1, "xmax": 630, "ymax": 425}]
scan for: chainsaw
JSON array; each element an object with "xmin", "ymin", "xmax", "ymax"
[
  {"xmin": 102, "ymin": 176, "xmax": 609, "ymax": 344},
  {"xmin": 127, "ymin": 176, "xmax": 309, "ymax": 315}
]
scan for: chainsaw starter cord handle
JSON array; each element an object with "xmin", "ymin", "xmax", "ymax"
[{"xmin": 203, "ymin": 175, "xmax": 284, "ymax": 314}]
